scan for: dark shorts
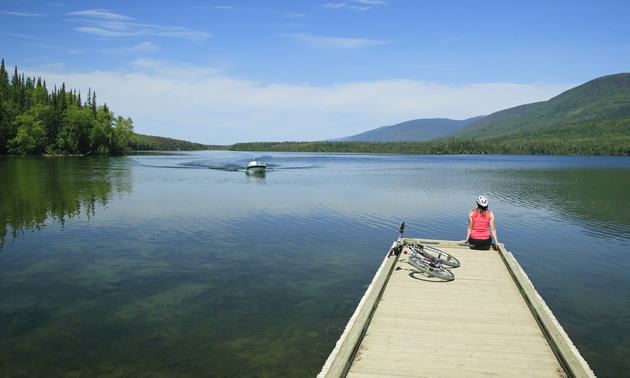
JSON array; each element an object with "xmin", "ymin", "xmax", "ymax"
[{"xmin": 467, "ymin": 236, "xmax": 492, "ymax": 249}]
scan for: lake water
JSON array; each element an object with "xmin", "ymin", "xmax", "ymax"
[{"xmin": 1, "ymin": 152, "xmax": 629, "ymax": 377}]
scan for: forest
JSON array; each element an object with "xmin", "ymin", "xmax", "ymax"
[
  {"xmin": 128, "ymin": 133, "xmax": 209, "ymax": 151},
  {"xmin": 0, "ymin": 61, "xmax": 133, "ymax": 155},
  {"xmin": 229, "ymin": 122, "xmax": 630, "ymax": 156}
]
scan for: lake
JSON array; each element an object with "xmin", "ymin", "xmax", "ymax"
[{"xmin": 1, "ymin": 152, "xmax": 629, "ymax": 377}]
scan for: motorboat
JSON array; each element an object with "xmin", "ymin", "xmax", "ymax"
[{"xmin": 246, "ymin": 159, "xmax": 266, "ymax": 173}]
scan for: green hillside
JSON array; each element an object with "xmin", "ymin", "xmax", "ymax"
[
  {"xmin": 341, "ymin": 116, "xmax": 482, "ymax": 142},
  {"xmin": 129, "ymin": 133, "xmax": 216, "ymax": 151},
  {"xmin": 444, "ymin": 73, "xmax": 630, "ymax": 140},
  {"xmin": 440, "ymin": 102, "xmax": 542, "ymax": 138},
  {"xmin": 490, "ymin": 118, "xmax": 630, "ymax": 155}
]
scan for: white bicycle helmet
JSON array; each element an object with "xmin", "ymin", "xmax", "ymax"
[{"xmin": 476, "ymin": 195, "xmax": 489, "ymax": 208}]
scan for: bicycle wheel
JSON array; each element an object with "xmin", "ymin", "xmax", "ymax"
[
  {"xmin": 421, "ymin": 245, "xmax": 461, "ymax": 268},
  {"xmin": 407, "ymin": 255, "xmax": 455, "ymax": 281}
]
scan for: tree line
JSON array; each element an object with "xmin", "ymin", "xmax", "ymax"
[
  {"xmin": 128, "ymin": 133, "xmax": 209, "ymax": 151},
  {"xmin": 0, "ymin": 60, "xmax": 133, "ymax": 155},
  {"xmin": 229, "ymin": 134, "xmax": 630, "ymax": 156},
  {"xmin": 1, "ymin": 157, "xmax": 131, "ymax": 249},
  {"xmin": 229, "ymin": 117, "xmax": 630, "ymax": 156}
]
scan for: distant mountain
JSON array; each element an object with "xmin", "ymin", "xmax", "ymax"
[
  {"xmin": 230, "ymin": 74, "xmax": 630, "ymax": 156},
  {"xmin": 441, "ymin": 73, "xmax": 630, "ymax": 141},
  {"xmin": 339, "ymin": 117, "xmax": 483, "ymax": 142}
]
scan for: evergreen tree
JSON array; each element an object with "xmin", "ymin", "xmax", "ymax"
[
  {"xmin": 86, "ymin": 88, "xmax": 92, "ymax": 109},
  {"xmin": 91, "ymin": 91, "xmax": 97, "ymax": 116},
  {"xmin": 0, "ymin": 60, "xmax": 9, "ymax": 152},
  {"xmin": 0, "ymin": 60, "xmax": 9, "ymax": 95},
  {"xmin": 11, "ymin": 67, "xmax": 21, "ymax": 112}
]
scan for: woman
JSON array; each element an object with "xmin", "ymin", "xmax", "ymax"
[{"xmin": 461, "ymin": 195, "xmax": 503, "ymax": 249}]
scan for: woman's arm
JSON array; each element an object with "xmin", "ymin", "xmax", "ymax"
[
  {"xmin": 460, "ymin": 210, "xmax": 473, "ymax": 243},
  {"xmin": 489, "ymin": 211, "xmax": 504, "ymax": 246}
]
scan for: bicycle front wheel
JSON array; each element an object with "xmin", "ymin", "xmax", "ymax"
[
  {"xmin": 407, "ymin": 255, "xmax": 455, "ymax": 281},
  {"xmin": 422, "ymin": 245, "xmax": 461, "ymax": 268}
]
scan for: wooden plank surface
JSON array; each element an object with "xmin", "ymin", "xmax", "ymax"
[{"xmin": 346, "ymin": 245, "xmax": 565, "ymax": 378}]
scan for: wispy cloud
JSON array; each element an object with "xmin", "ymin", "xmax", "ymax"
[
  {"xmin": 0, "ymin": 31, "xmax": 46, "ymax": 40},
  {"xmin": 2, "ymin": 11, "xmax": 47, "ymax": 17},
  {"xmin": 100, "ymin": 41, "xmax": 159, "ymax": 54},
  {"xmin": 283, "ymin": 33, "xmax": 389, "ymax": 48},
  {"xmin": 213, "ymin": 6, "xmax": 237, "ymax": 10},
  {"xmin": 285, "ymin": 13, "xmax": 307, "ymax": 18},
  {"xmin": 347, "ymin": 6, "xmax": 372, "ymax": 11},
  {"xmin": 67, "ymin": 9, "xmax": 133, "ymax": 21},
  {"xmin": 321, "ymin": 0, "xmax": 388, "ymax": 11},
  {"xmin": 321, "ymin": 3, "xmax": 347, "ymax": 8},
  {"xmin": 356, "ymin": 0, "xmax": 389, "ymax": 5},
  {"xmin": 67, "ymin": 9, "xmax": 212, "ymax": 43}
]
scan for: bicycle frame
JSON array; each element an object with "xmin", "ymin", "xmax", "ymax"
[
  {"xmin": 390, "ymin": 223, "xmax": 443, "ymax": 268},
  {"xmin": 389, "ymin": 222, "xmax": 457, "ymax": 281}
]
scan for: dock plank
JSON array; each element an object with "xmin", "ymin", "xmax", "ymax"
[{"xmin": 346, "ymin": 246, "xmax": 564, "ymax": 378}]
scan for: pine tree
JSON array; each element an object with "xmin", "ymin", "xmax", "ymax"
[
  {"xmin": 91, "ymin": 91, "xmax": 97, "ymax": 115},
  {"xmin": 86, "ymin": 88, "xmax": 92, "ymax": 109},
  {"xmin": 0, "ymin": 59, "xmax": 9, "ymax": 96},
  {"xmin": 0, "ymin": 60, "xmax": 8, "ymax": 153},
  {"xmin": 59, "ymin": 83, "xmax": 67, "ymax": 112},
  {"xmin": 11, "ymin": 67, "xmax": 22, "ymax": 111}
]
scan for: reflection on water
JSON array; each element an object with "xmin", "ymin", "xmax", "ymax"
[
  {"xmin": 0, "ymin": 152, "xmax": 628, "ymax": 377},
  {"xmin": 0, "ymin": 157, "xmax": 132, "ymax": 249},
  {"xmin": 246, "ymin": 170, "xmax": 267, "ymax": 186}
]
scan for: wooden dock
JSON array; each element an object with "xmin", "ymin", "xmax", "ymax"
[{"xmin": 318, "ymin": 239, "xmax": 595, "ymax": 378}]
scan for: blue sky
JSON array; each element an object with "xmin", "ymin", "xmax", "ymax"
[{"xmin": 2, "ymin": 0, "xmax": 629, "ymax": 144}]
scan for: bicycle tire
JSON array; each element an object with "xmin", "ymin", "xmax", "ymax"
[
  {"xmin": 421, "ymin": 245, "xmax": 461, "ymax": 268},
  {"xmin": 409, "ymin": 244, "xmax": 461, "ymax": 268},
  {"xmin": 407, "ymin": 255, "xmax": 455, "ymax": 281}
]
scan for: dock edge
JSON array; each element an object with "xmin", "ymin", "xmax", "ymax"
[
  {"xmin": 317, "ymin": 243, "xmax": 399, "ymax": 378},
  {"xmin": 497, "ymin": 245, "xmax": 596, "ymax": 378}
]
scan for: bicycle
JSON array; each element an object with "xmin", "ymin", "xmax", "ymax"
[{"xmin": 389, "ymin": 222, "xmax": 458, "ymax": 281}]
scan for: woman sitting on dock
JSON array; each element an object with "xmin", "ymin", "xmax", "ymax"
[{"xmin": 461, "ymin": 195, "xmax": 504, "ymax": 249}]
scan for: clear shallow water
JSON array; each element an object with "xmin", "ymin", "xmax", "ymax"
[{"xmin": 1, "ymin": 152, "xmax": 629, "ymax": 377}]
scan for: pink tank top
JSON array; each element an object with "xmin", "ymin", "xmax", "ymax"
[{"xmin": 470, "ymin": 210, "xmax": 491, "ymax": 239}]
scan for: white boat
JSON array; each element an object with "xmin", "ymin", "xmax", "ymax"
[{"xmin": 246, "ymin": 159, "xmax": 266, "ymax": 172}]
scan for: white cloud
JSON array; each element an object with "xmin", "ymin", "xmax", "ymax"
[
  {"xmin": 0, "ymin": 32, "xmax": 45, "ymax": 40},
  {"xmin": 23, "ymin": 61, "xmax": 573, "ymax": 145},
  {"xmin": 2, "ymin": 11, "xmax": 47, "ymax": 17},
  {"xmin": 321, "ymin": 3, "xmax": 347, "ymax": 8},
  {"xmin": 100, "ymin": 41, "xmax": 159, "ymax": 54},
  {"xmin": 66, "ymin": 9, "xmax": 212, "ymax": 43},
  {"xmin": 67, "ymin": 9, "xmax": 133, "ymax": 21},
  {"xmin": 75, "ymin": 27, "xmax": 127, "ymax": 38},
  {"xmin": 356, "ymin": 0, "xmax": 389, "ymax": 5},
  {"xmin": 282, "ymin": 33, "xmax": 389, "ymax": 48},
  {"xmin": 322, "ymin": 1, "xmax": 388, "ymax": 11},
  {"xmin": 347, "ymin": 6, "xmax": 372, "ymax": 11}
]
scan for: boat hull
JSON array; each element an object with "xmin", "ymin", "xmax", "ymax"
[{"xmin": 246, "ymin": 165, "xmax": 266, "ymax": 172}]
